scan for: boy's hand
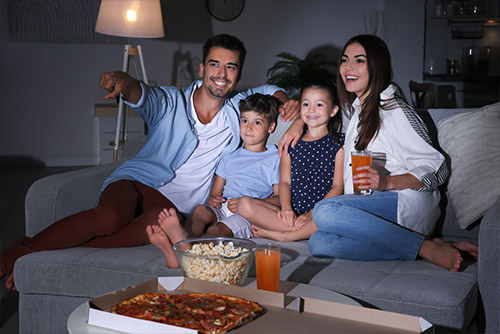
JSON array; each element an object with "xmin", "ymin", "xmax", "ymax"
[
  {"xmin": 279, "ymin": 99, "xmax": 300, "ymax": 122},
  {"xmin": 207, "ymin": 196, "xmax": 225, "ymax": 208},
  {"xmin": 278, "ymin": 209, "xmax": 296, "ymax": 228},
  {"xmin": 227, "ymin": 198, "xmax": 240, "ymax": 213}
]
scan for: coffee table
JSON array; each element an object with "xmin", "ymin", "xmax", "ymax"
[{"xmin": 67, "ymin": 277, "xmax": 361, "ymax": 333}]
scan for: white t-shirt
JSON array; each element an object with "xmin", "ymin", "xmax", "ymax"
[{"xmin": 158, "ymin": 84, "xmax": 232, "ymax": 215}]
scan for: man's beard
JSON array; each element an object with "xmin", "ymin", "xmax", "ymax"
[{"xmin": 207, "ymin": 77, "xmax": 233, "ymax": 99}]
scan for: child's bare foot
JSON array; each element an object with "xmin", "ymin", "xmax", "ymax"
[
  {"xmin": 158, "ymin": 208, "xmax": 189, "ymax": 249},
  {"xmin": 252, "ymin": 225, "xmax": 288, "ymax": 242},
  {"xmin": 146, "ymin": 225, "xmax": 179, "ymax": 268},
  {"xmin": 419, "ymin": 238, "xmax": 463, "ymax": 272},
  {"xmin": 6, "ymin": 272, "xmax": 16, "ymax": 290}
]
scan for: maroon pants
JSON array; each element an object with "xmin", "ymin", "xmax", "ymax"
[{"xmin": 0, "ymin": 180, "xmax": 179, "ymax": 275}]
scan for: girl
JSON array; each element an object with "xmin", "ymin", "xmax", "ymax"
[
  {"xmin": 238, "ymin": 80, "xmax": 344, "ymax": 241},
  {"xmin": 308, "ymin": 34, "xmax": 477, "ymax": 271}
]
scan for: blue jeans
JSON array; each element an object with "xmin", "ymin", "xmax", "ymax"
[{"xmin": 309, "ymin": 191, "xmax": 424, "ymax": 261}]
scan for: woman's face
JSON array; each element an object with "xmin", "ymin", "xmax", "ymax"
[{"xmin": 340, "ymin": 42, "xmax": 370, "ymax": 102}]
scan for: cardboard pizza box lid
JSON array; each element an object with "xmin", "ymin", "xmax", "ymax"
[
  {"xmin": 87, "ymin": 277, "xmax": 432, "ymax": 333},
  {"xmin": 88, "ymin": 276, "xmax": 288, "ymax": 333}
]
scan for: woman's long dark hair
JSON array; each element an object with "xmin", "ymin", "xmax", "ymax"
[{"xmin": 337, "ymin": 34, "xmax": 403, "ymax": 150}]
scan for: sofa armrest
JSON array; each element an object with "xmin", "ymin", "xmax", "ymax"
[
  {"xmin": 478, "ymin": 197, "xmax": 500, "ymax": 333},
  {"xmin": 24, "ymin": 162, "xmax": 123, "ymax": 236}
]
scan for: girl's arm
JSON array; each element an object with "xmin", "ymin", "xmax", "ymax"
[
  {"xmin": 207, "ymin": 175, "xmax": 226, "ymax": 208},
  {"xmin": 325, "ymin": 147, "xmax": 345, "ymax": 198},
  {"xmin": 278, "ymin": 153, "xmax": 295, "ymax": 227}
]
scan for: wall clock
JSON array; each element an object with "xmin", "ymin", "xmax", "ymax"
[{"xmin": 206, "ymin": 0, "xmax": 245, "ymax": 21}]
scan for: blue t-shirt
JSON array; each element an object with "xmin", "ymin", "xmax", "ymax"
[
  {"xmin": 101, "ymin": 80, "xmax": 283, "ymax": 202},
  {"xmin": 216, "ymin": 145, "xmax": 280, "ymax": 199},
  {"xmin": 289, "ymin": 133, "xmax": 345, "ymax": 215}
]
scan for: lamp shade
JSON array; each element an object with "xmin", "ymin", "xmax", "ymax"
[{"xmin": 95, "ymin": 0, "xmax": 164, "ymax": 38}]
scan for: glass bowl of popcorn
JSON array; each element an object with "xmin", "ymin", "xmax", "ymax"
[{"xmin": 173, "ymin": 237, "xmax": 256, "ymax": 286}]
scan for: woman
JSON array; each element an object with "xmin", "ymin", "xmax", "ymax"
[{"xmin": 308, "ymin": 35, "xmax": 477, "ymax": 271}]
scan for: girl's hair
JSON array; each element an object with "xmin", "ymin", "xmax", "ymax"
[
  {"xmin": 337, "ymin": 34, "xmax": 406, "ymax": 150},
  {"xmin": 301, "ymin": 80, "xmax": 343, "ymax": 144}
]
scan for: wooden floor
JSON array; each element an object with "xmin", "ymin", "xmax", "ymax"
[{"xmin": 0, "ymin": 156, "xmax": 88, "ymax": 333}]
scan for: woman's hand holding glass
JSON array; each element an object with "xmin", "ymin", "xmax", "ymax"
[{"xmin": 353, "ymin": 165, "xmax": 388, "ymax": 191}]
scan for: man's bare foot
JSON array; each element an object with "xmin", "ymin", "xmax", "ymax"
[
  {"xmin": 6, "ymin": 272, "xmax": 16, "ymax": 290},
  {"xmin": 252, "ymin": 225, "xmax": 288, "ymax": 242},
  {"xmin": 158, "ymin": 208, "xmax": 189, "ymax": 248},
  {"xmin": 146, "ymin": 225, "xmax": 179, "ymax": 268},
  {"xmin": 419, "ymin": 239, "xmax": 463, "ymax": 272}
]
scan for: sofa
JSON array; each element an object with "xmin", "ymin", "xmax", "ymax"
[{"xmin": 14, "ymin": 103, "xmax": 500, "ymax": 333}]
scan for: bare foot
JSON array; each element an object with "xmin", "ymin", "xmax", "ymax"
[
  {"xmin": 146, "ymin": 225, "xmax": 179, "ymax": 269},
  {"xmin": 158, "ymin": 208, "xmax": 189, "ymax": 248},
  {"xmin": 453, "ymin": 241, "xmax": 478, "ymax": 260},
  {"xmin": 252, "ymin": 225, "xmax": 288, "ymax": 242},
  {"xmin": 433, "ymin": 238, "xmax": 478, "ymax": 260},
  {"xmin": 6, "ymin": 272, "xmax": 16, "ymax": 291},
  {"xmin": 419, "ymin": 239, "xmax": 463, "ymax": 272}
]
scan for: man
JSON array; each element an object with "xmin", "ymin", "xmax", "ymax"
[
  {"xmin": 1, "ymin": 34, "xmax": 299, "ymax": 290},
  {"xmin": 98, "ymin": 33, "xmax": 299, "ymax": 228}
]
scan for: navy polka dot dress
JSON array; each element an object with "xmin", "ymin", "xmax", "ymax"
[{"xmin": 289, "ymin": 132, "xmax": 344, "ymax": 215}]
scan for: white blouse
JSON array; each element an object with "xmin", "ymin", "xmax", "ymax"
[{"xmin": 343, "ymin": 84, "xmax": 447, "ymax": 236}]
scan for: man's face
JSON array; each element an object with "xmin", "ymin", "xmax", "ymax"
[{"xmin": 199, "ymin": 47, "xmax": 241, "ymax": 99}]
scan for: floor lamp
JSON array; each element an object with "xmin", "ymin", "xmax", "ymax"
[{"xmin": 95, "ymin": 0, "xmax": 164, "ymax": 162}]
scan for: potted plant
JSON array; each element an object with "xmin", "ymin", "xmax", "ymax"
[{"xmin": 266, "ymin": 51, "xmax": 338, "ymax": 99}]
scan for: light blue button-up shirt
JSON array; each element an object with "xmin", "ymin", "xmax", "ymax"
[{"xmin": 101, "ymin": 80, "xmax": 283, "ymax": 202}]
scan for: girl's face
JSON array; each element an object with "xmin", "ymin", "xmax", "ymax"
[
  {"xmin": 340, "ymin": 42, "xmax": 370, "ymax": 102},
  {"xmin": 300, "ymin": 88, "xmax": 338, "ymax": 129}
]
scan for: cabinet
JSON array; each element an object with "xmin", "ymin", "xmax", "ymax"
[
  {"xmin": 95, "ymin": 104, "xmax": 146, "ymax": 164},
  {"xmin": 423, "ymin": 0, "xmax": 500, "ymax": 107}
]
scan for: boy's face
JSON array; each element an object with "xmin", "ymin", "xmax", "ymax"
[
  {"xmin": 240, "ymin": 111, "xmax": 276, "ymax": 149},
  {"xmin": 199, "ymin": 46, "xmax": 241, "ymax": 100}
]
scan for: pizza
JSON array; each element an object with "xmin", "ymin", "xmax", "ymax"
[{"xmin": 110, "ymin": 292, "xmax": 265, "ymax": 333}]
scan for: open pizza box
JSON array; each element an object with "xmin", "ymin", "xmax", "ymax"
[{"xmin": 87, "ymin": 276, "xmax": 433, "ymax": 333}]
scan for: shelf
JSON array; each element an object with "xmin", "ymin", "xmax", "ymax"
[
  {"xmin": 94, "ymin": 103, "xmax": 139, "ymax": 117},
  {"xmin": 423, "ymin": 74, "xmax": 500, "ymax": 82},
  {"xmin": 428, "ymin": 15, "xmax": 500, "ymax": 24}
]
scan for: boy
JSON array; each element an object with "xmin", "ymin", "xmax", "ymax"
[{"xmin": 147, "ymin": 93, "xmax": 281, "ymax": 268}]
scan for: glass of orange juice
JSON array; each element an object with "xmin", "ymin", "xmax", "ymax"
[
  {"xmin": 351, "ymin": 150, "xmax": 372, "ymax": 196},
  {"xmin": 255, "ymin": 243, "xmax": 281, "ymax": 292}
]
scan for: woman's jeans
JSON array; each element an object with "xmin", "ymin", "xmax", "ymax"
[{"xmin": 309, "ymin": 191, "xmax": 424, "ymax": 261}]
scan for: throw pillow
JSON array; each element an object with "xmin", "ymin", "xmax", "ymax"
[{"xmin": 437, "ymin": 101, "xmax": 500, "ymax": 229}]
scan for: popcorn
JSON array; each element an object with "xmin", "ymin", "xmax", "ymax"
[{"xmin": 180, "ymin": 241, "xmax": 252, "ymax": 285}]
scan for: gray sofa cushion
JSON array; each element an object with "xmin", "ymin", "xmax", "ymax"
[{"xmin": 15, "ymin": 238, "xmax": 478, "ymax": 331}]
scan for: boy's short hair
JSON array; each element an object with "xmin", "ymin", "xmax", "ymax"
[{"xmin": 239, "ymin": 93, "xmax": 281, "ymax": 126}]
